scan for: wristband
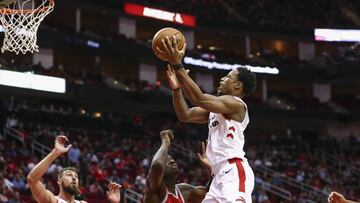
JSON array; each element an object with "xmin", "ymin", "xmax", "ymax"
[
  {"xmin": 172, "ymin": 87, "xmax": 181, "ymax": 91},
  {"xmin": 172, "ymin": 63, "xmax": 184, "ymax": 70}
]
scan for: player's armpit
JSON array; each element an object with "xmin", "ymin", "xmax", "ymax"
[
  {"xmin": 177, "ymin": 183, "xmax": 207, "ymax": 203},
  {"xmin": 27, "ymin": 180, "xmax": 54, "ymax": 203},
  {"xmin": 189, "ymin": 186, "xmax": 208, "ymax": 203},
  {"xmin": 186, "ymin": 107, "xmax": 209, "ymax": 123},
  {"xmin": 172, "ymin": 89, "xmax": 208, "ymax": 123},
  {"xmin": 196, "ymin": 94, "xmax": 245, "ymax": 115}
]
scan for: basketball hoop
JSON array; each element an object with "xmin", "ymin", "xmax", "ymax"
[{"xmin": 0, "ymin": 0, "xmax": 54, "ymax": 54}]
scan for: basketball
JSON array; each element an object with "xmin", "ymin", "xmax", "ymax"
[
  {"xmin": 0, "ymin": 0, "xmax": 16, "ymax": 8},
  {"xmin": 152, "ymin": 27, "xmax": 186, "ymax": 61}
]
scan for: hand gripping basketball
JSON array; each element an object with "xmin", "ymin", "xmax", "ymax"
[
  {"xmin": 159, "ymin": 35, "xmax": 187, "ymax": 65},
  {"xmin": 152, "ymin": 28, "xmax": 186, "ymax": 63}
]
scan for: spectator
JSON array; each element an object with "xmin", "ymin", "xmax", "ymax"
[
  {"xmin": 68, "ymin": 142, "xmax": 81, "ymax": 165},
  {"xmin": 11, "ymin": 174, "xmax": 27, "ymax": 191}
]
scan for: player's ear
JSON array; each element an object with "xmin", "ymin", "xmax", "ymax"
[{"xmin": 234, "ymin": 81, "xmax": 243, "ymax": 90}]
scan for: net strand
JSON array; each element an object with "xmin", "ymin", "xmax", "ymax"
[{"xmin": 0, "ymin": 0, "xmax": 54, "ymax": 54}]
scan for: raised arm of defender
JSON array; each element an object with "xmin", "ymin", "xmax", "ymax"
[
  {"xmin": 146, "ymin": 130, "xmax": 173, "ymax": 192},
  {"xmin": 27, "ymin": 135, "xmax": 72, "ymax": 203}
]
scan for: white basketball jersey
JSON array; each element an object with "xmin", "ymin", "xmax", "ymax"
[
  {"xmin": 206, "ymin": 96, "xmax": 249, "ymax": 169},
  {"xmin": 55, "ymin": 196, "xmax": 81, "ymax": 203}
]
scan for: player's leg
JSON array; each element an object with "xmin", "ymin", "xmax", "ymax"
[
  {"xmin": 216, "ymin": 159, "xmax": 253, "ymax": 203},
  {"xmin": 201, "ymin": 174, "xmax": 220, "ymax": 203},
  {"xmin": 201, "ymin": 193, "xmax": 219, "ymax": 203},
  {"xmin": 242, "ymin": 160, "xmax": 255, "ymax": 202}
]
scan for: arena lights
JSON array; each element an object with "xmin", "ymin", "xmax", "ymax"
[
  {"xmin": 0, "ymin": 70, "xmax": 66, "ymax": 93},
  {"xmin": 124, "ymin": 3, "xmax": 196, "ymax": 27},
  {"xmin": 86, "ymin": 40, "xmax": 100, "ymax": 48},
  {"xmin": 183, "ymin": 57, "xmax": 280, "ymax": 75},
  {"xmin": 315, "ymin": 29, "xmax": 360, "ymax": 42}
]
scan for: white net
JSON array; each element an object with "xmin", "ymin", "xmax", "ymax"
[{"xmin": 0, "ymin": 0, "xmax": 54, "ymax": 54}]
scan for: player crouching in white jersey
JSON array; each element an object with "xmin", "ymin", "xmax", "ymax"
[
  {"xmin": 27, "ymin": 135, "xmax": 121, "ymax": 203},
  {"xmin": 159, "ymin": 36, "xmax": 257, "ymax": 203}
]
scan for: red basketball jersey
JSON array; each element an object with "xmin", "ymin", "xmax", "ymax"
[{"xmin": 161, "ymin": 186, "xmax": 184, "ymax": 203}]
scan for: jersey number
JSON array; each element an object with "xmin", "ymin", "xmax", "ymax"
[{"xmin": 226, "ymin": 126, "xmax": 235, "ymax": 139}]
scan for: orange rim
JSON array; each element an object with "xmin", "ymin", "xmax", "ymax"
[{"xmin": 0, "ymin": 0, "xmax": 54, "ymax": 14}]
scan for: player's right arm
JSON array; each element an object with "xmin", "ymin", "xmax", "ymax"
[
  {"xmin": 146, "ymin": 130, "xmax": 173, "ymax": 195},
  {"xmin": 27, "ymin": 136, "xmax": 72, "ymax": 203},
  {"xmin": 167, "ymin": 66, "xmax": 209, "ymax": 123},
  {"xmin": 328, "ymin": 192, "xmax": 359, "ymax": 203}
]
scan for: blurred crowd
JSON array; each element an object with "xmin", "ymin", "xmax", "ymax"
[
  {"xmin": 0, "ymin": 1, "xmax": 359, "ymax": 202},
  {"xmin": 1, "ymin": 97, "xmax": 359, "ymax": 203}
]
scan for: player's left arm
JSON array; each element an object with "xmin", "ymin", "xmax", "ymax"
[
  {"xmin": 160, "ymin": 36, "xmax": 244, "ymax": 114},
  {"xmin": 159, "ymin": 36, "xmax": 205, "ymax": 107},
  {"xmin": 172, "ymin": 65, "xmax": 243, "ymax": 114}
]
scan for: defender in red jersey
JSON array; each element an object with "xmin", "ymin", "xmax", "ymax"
[{"xmin": 143, "ymin": 130, "xmax": 211, "ymax": 203}]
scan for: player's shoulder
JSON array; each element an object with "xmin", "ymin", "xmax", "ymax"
[
  {"xmin": 144, "ymin": 180, "xmax": 167, "ymax": 200},
  {"xmin": 176, "ymin": 183, "xmax": 195, "ymax": 192},
  {"xmin": 217, "ymin": 94, "xmax": 241, "ymax": 100},
  {"xmin": 176, "ymin": 183, "xmax": 194, "ymax": 201},
  {"xmin": 217, "ymin": 95, "xmax": 245, "ymax": 106},
  {"xmin": 143, "ymin": 187, "xmax": 166, "ymax": 203},
  {"xmin": 46, "ymin": 190, "xmax": 57, "ymax": 203}
]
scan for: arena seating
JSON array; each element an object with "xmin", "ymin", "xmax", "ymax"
[{"xmin": 1, "ymin": 97, "xmax": 359, "ymax": 202}]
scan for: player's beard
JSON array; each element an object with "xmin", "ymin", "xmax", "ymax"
[
  {"xmin": 217, "ymin": 89, "xmax": 224, "ymax": 96},
  {"xmin": 217, "ymin": 85, "xmax": 225, "ymax": 96},
  {"xmin": 61, "ymin": 182, "xmax": 79, "ymax": 196}
]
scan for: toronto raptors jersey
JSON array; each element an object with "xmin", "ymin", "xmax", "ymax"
[
  {"xmin": 206, "ymin": 96, "xmax": 249, "ymax": 169},
  {"xmin": 55, "ymin": 196, "xmax": 81, "ymax": 203},
  {"xmin": 161, "ymin": 186, "xmax": 185, "ymax": 203}
]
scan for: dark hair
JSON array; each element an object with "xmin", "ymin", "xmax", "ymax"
[
  {"xmin": 58, "ymin": 167, "xmax": 78, "ymax": 179},
  {"xmin": 236, "ymin": 66, "xmax": 257, "ymax": 96}
]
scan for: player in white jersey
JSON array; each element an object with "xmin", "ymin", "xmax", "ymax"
[
  {"xmin": 159, "ymin": 36, "xmax": 257, "ymax": 202},
  {"xmin": 27, "ymin": 135, "xmax": 121, "ymax": 203}
]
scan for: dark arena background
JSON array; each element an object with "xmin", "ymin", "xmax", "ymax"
[{"xmin": 0, "ymin": 0, "xmax": 359, "ymax": 202}]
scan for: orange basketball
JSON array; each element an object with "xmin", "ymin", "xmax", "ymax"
[{"xmin": 152, "ymin": 27, "xmax": 186, "ymax": 61}]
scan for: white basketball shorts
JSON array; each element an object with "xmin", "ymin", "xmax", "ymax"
[{"xmin": 202, "ymin": 158, "xmax": 255, "ymax": 203}]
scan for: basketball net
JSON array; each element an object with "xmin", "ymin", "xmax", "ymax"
[{"xmin": 0, "ymin": 0, "xmax": 54, "ymax": 54}]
